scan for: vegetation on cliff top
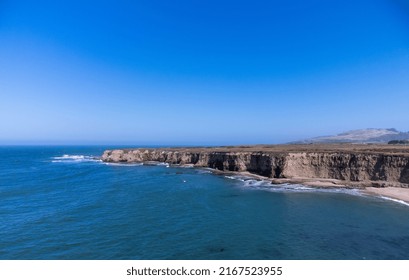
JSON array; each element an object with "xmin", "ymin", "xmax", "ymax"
[{"xmin": 388, "ymin": 140, "xmax": 409, "ymax": 145}]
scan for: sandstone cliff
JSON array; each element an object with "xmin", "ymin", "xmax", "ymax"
[{"xmin": 101, "ymin": 145, "xmax": 409, "ymax": 188}]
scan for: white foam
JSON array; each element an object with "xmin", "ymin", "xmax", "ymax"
[
  {"xmin": 276, "ymin": 184, "xmax": 314, "ymax": 191},
  {"xmin": 224, "ymin": 175, "xmax": 363, "ymax": 196},
  {"xmin": 225, "ymin": 175, "xmax": 245, "ymax": 181},
  {"xmin": 262, "ymin": 184, "xmax": 363, "ymax": 196},
  {"xmin": 104, "ymin": 161, "xmax": 170, "ymax": 167},
  {"xmin": 180, "ymin": 164, "xmax": 194, "ymax": 168},
  {"xmin": 224, "ymin": 175, "xmax": 253, "ymax": 182},
  {"xmin": 196, "ymin": 169, "xmax": 212, "ymax": 174},
  {"xmin": 225, "ymin": 175, "xmax": 276, "ymax": 188},
  {"xmin": 378, "ymin": 196, "xmax": 409, "ymax": 207},
  {"xmin": 51, "ymin": 155, "xmax": 101, "ymax": 163},
  {"xmin": 243, "ymin": 179, "xmax": 270, "ymax": 187},
  {"xmin": 103, "ymin": 162, "xmax": 144, "ymax": 167},
  {"xmin": 144, "ymin": 161, "xmax": 170, "ymax": 167}
]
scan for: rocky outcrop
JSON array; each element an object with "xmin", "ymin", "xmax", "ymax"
[{"xmin": 101, "ymin": 147, "xmax": 409, "ymax": 188}]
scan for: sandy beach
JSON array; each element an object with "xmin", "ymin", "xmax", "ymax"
[
  {"xmin": 270, "ymin": 175, "xmax": 409, "ymax": 203},
  {"xmin": 219, "ymin": 170, "xmax": 409, "ymax": 203},
  {"xmin": 236, "ymin": 171, "xmax": 409, "ymax": 204},
  {"xmin": 363, "ymin": 187, "xmax": 409, "ymax": 204}
]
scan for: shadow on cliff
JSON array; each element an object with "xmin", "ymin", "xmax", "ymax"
[{"xmin": 400, "ymin": 162, "xmax": 409, "ymax": 184}]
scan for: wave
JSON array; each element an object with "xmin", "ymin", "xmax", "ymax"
[
  {"xmin": 224, "ymin": 175, "xmax": 364, "ymax": 196},
  {"xmin": 267, "ymin": 183, "xmax": 315, "ymax": 191},
  {"xmin": 225, "ymin": 175, "xmax": 278, "ymax": 189},
  {"xmin": 103, "ymin": 161, "xmax": 168, "ymax": 167},
  {"xmin": 180, "ymin": 164, "xmax": 194, "ymax": 168},
  {"xmin": 143, "ymin": 161, "xmax": 170, "ymax": 167},
  {"xmin": 196, "ymin": 169, "xmax": 212, "ymax": 174},
  {"xmin": 253, "ymin": 183, "xmax": 362, "ymax": 196},
  {"xmin": 51, "ymin": 155, "xmax": 101, "ymax": 163},
  {"xmin": 225, "ymin": 175, "xmax": 244, "ymax": 181},
  {"xmin": 224, "ymin": 175, "xmax": 409, "ymax": 206},
  {"xmin": 225, "ymin": 175, "xmax": 253, "ymax": 182},
  {"xmin": 103, "ymin": 162, "xmax": 144, "ymax": 167},
  {"xmin": 378, "ymin": 196, "xmax": 409, "ymax": 207}
]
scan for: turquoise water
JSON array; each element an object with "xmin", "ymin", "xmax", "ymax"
[{"xmin": 1, "ymin": 146, "xmax": 409, "ymax": 259}]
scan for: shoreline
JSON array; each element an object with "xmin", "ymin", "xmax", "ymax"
[
  {"xmin": 210, "ymin": 168, "xmax": 409, "ymax": 203},
  {"xmin": 107, "ymin": 160, "xmax": 409, "ymax": 204},
  {"xmin": 198, "ymin": 164, "xmax": 409, "ymax": 204},
  {"xmin": 101, "ymin": 143, "xmax": 409, "ymax": 205},
  {"xmin": 236, "ymin": 170, "xmax": 409, "ymax": 204},
  {"xmin": 363, "ymin": 187, "xmax": 409, "ymax": 205}
]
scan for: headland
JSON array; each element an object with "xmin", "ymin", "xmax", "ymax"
[{"xmin": 101, "ymin": 144, "xmax": 409, "ymax": 202}]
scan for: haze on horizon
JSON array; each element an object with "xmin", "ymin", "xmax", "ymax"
[{"xmin": 1, "ymin": 0, "xmax": 408, "ymax": 145}]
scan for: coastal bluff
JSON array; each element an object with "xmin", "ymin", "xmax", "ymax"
[{"xmin": 101, "ymin": 144, "xmax": 409, "ymax": 189}]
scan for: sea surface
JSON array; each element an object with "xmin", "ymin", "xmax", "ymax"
[{"xmin": 1, "ymin": 146, "xmax": 409, "ymax": 260}]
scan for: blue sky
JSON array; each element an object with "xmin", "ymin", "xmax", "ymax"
[{"xmin": 1, "ymin": 0, "xmax": 408, "ymax": 145}]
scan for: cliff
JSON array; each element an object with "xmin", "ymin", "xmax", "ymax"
[{"xmin": 101, "ymin": 144, "xmax": 409, "ymax": 188}]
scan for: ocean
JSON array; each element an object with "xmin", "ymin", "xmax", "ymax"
[{"xmin": 1, "ymin": 146, "xmax": 409, "ymax": 260}]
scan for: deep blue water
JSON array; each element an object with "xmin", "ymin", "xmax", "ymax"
[{"xmin": 1, "ymin": 146, "xmax": 409, "ymax": 260}]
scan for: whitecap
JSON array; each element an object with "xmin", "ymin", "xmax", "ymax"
[{"xmin": 51, "ymin": 155, "xmax": 101, "ymax": 163}]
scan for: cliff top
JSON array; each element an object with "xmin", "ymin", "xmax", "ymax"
[{"xmin": 119, "ymin": 144, "xmax": 409, "ymax": 156}]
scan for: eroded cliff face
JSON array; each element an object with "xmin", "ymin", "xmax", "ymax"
[
  {"xmin": 101, "ymin": 149, "xmax": 409, "ymax": 187},
  {"xmin": 282, "ymin": 153, "xmax": 409, "ymax": 184}
]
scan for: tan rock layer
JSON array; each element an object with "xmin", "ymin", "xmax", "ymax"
[{"xmin": 101, "ymin": 148, "xmax": 409, "ymax": 188}]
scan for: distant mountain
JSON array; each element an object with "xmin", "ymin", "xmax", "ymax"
[{"xmin": 293, "ymin": 128, "xmax": 409, "ymax": 144}]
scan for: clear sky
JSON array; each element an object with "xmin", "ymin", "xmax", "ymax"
[{"xmin": 1, "ymin": 0, "xmax": 408, "ymax": 145}]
